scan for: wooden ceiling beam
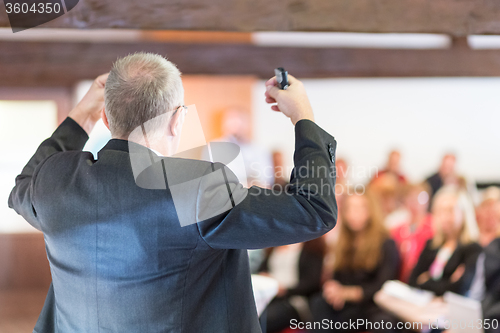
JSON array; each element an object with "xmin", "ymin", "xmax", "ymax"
[
  {"xmin": 1, "ymin": 40, "xmax": 500, "ymax": 87},
  {"xmin": 2, "ymin": 0, "xmax": 500, "ymax": 35}
]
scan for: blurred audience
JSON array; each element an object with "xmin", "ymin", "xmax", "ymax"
[
  {"xmin": 425, "ymin": 154, "xmax": 458, "ymax": 208},
  {"xmin": 372, "ymin": 150, "xmax": 407, "ymax": 185},
  {"xmin": 216, "ymin": 107, "xmax": 273, "ymax": 187},
  {"xmin": 476, "ymin": 187, "xmax": 500, "ymax": 247},
  {"xmin": 272, "ymin": 150, "xmax": 288, "ymax": 188},
  {"xmin": 465, "ymin": 188, "xmax": 500, "ymax": 332},
  {"xmin": 369, "ymin": 151, "xmax": 406, "ymax": 228},
  {"xmin": 391, "ymin": 183, "xmax": 434, "ymax": 283},
  {"xmin": 482, "ymin": 235, "xmax": 500, "ymax": 333},
  {"xmin": 211, "ymin": 103, "xmax": 496, "ymax": 329},
  {"xmin": 334, "ymin": 158, "xmax": 348, "ymax": 210},
  {"xmin": 456, "ymin": 175, "xmax": 481, "ymax": 241},
  {"xmin": 259, "ymin": 239, "xmax": 326, "ymax": 333},
  {"xmin": 310, "ymin": 192, "xmax": 399, "ymax": 333},
  {"xmin": 254, "ymin": 145, "xmax": 499, "ymax": 331},
  {"xmin": 409, "ymin": 186, "xmax": 481, "ymax": 296},
  {"xmin": 368, "ymin": 173, "xmax": 402, "ymax": 219},
  {"xmin": 216, "ymin": 108, "xmax": 274, "ymax": 273},
  {"xmin": 323, "ymin": 158, "xmax": 348, "ymax": 250}
]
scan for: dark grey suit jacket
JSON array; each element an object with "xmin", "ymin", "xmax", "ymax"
[
  {"xmin": 9, "ymin": 117, "xmax": 337, "ymax": 333},
  {"xmin": 482, "ymin": 238, "xmax": 500, "ymax": 332}
]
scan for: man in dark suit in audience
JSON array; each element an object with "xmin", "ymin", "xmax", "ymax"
[
  {"xmin": 425, "ymin": 154, "xmax": 457, "ymax": 210},
  {"xmin": 8, "ymin": 53, "xmax": 337, "ymax": 333},
  {"xmin": 468, "ymin": 196, "xmax": 500, "ymax": 332},
  {"xmin": 482, "ymin": 238, "xmax": 500, "ymax": 333}
]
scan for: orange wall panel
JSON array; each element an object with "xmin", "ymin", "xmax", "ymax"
[{"xmin": 182, "ymin": 75, "xmax": 256, "ymax": 142}]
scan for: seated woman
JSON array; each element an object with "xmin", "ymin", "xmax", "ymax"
[
  {"xmin": 409, "ymin": 186, "xmax": 482, "ymax": 296},
  {"xmin": 310, "ymin": 192, "xmax": 400, "ymax": 333},
  {"xmin": 391, "ymin": 183, "xmax": 434, "ymax": 283}
]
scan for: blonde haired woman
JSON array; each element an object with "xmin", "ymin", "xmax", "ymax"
[{"xmin": 409, "ymin": 186, "xmax": 481, "ymax": 295}]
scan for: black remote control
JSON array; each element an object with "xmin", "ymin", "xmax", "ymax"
[{"xmin": 274, "ymin": 67, "xmax": 289, "ymax": 90}]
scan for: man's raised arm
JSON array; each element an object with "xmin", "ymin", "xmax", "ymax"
[
  {"xmin": 8, "ymin": 74, "xmax": 107, "ymax": 230},
  {"xmin": 197, "ymin": 75, "xmax": 338, "ymax": 249}
]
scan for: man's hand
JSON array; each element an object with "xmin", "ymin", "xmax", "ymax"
[
  {"xmin": 264, "ymin": 75, "xmax": 314, "ymax": 125},
  {"xmin": 68, "ymin": 73, "xmax": 109, "ymax": 135}
]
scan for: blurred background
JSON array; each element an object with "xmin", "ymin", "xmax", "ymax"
[{"xmin": 1, "ymin": 1, "xmax": 500, "ymax": 332}]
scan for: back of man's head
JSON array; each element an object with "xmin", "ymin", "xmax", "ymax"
[{"xmin": 104, "ymin": 53, "xmax": 184, "ymax": 139}]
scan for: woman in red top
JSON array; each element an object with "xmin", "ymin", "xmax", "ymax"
[{"xmin": 391, "ymin": 183, "xmax": 434, "ymax": 283}]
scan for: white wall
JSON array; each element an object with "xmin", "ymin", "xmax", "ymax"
[
  {"xmin": 0, "ymin": 82, "xmax": 108, "ymax": 233},
  {"xmin": 253, "ymin": 78, "xmax": 500, "ymax": 184},
  {"xmin": 0, "ymin": 101, "xmax": 57, "ymax": 232}
]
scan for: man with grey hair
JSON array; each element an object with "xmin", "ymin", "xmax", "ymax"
[
  {"xmin": 9, "ymin": 52, "xmax": 338, "ymax": 333},
  {"xmin": 104, "ymin": 53, "xmax": 185, "ymax": 147}
]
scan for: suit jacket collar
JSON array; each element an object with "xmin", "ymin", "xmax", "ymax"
[
  {"xmin": 98, "ymin": 138, "xmax": 159, "ymax": 157},
  {"xmin": 99, "ymin": 139, "xmax": 130, "ymax": 155}
]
